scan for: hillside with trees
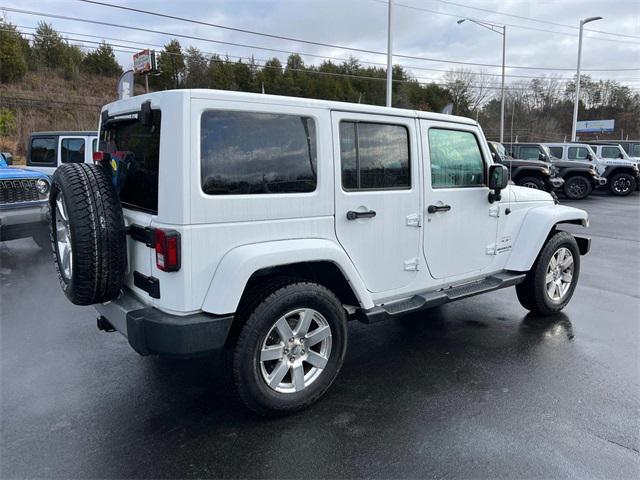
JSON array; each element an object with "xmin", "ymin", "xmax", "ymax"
[{"xmin": 1, "ymin": 20, "xmax": 638, "ymax": 158}]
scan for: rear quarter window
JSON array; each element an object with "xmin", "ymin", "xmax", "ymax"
[{"xmin": 200, "ymin": 111, "xmax": 317, "ymax": 195}]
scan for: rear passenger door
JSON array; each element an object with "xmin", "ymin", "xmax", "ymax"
[{"xmin": 332, "ymin": 112, "xmax": 421, "ymax": 293}]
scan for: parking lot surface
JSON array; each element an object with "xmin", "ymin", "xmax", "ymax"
[{"xmin": 1, "ymin": 192, "xmax": 639, "ymax": 479}]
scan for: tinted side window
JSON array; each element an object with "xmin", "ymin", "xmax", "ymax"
[
  {"xmin": 428, "ymin": 129, "xmax": 484, "ymax": 188},
  {"xmin": 568, "ymin": 147, "xmax": 589, "ymax": 160},
  {"xmin": 519, "ymin": 146, "xmax": 541, "ymax": 160},
  {"xmin": 61, "ymin": 138, "xmax": 85, "ymax": 163},
  {"xmin": 29, "ymin": 137, "xmax": 57, "ymax": 165},
  {"xmin": 630, "ymin": 144, "xmax": 640, "ymax": 157},
  {"xmin": 548, "ymin": 147, "xmax": 563, "ymax": 158},
  {"xmin": 92, "ymin": 138, "xmax": 98, "ymax": 152},
  {"xmin": 601, "ymin": 146, "xmax": 621, "ymax": 158},
  {"xmin": 340, "ymin": 121, "xmax": 410, "ymax": 190},
  {"xmin": 201, "ymin": 111, "xmax": 317, "ymax": 195}
]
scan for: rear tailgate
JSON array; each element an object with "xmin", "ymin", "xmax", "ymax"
[{"xmin": 122, "ymin": 209, "xmax": 155, "ymax": 301}]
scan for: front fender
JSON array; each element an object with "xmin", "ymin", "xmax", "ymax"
[
  {"xmin": 505, "ymin": 205, "xmax": 588, "ymax": 272},
  {"xmin": 201, "ymin": 239, "xmax": 374, "ymax": 314}
]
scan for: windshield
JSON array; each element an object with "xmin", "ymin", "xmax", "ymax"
[{"xmin": 99, "ymin": 111, "xmax": 161, "ymax": 214}]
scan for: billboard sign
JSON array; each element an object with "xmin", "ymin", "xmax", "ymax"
[
  {"xmin": 576, "ymin": 119, "xmax": 615, "ymax": 133},
  {"xmin": 133, "ymin": 49, "xmax": 156, "ymax": 74}
]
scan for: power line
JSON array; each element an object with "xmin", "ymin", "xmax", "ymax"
[
  {"xmin": 4, "ymin": 6, "xmax": 637, "ymax": 72},
  {"xmin": 13, "ymin": 23, "xmax": 640, "ymax": 84},
  {"xmin": 6, "ymin": 27, "xmax": 584, "ymax": 92},
  {"xmin": 430, "ymin": 0, "xmax": 640, "ymax": 40},
  {"xmin": 370, "ymin": 0, "xmax": 640, "ymax": 45}
]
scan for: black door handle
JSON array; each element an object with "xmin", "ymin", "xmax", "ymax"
[
  {"xmin": 427, "ymin": 204, "xmax": 452, "ymax": 214},
  {"xmin": 346, "ymin": 210, "xmax": 377, "ymax": 220}
]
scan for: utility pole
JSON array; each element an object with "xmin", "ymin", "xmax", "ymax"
[
  {"xmin": 386, "ymin": 0, "xmax": 393, "ymax": 107},
  {"xmin": 500, "ymin": 25, "xmax": 506, "ymax": 143},
  {"xmin": 571, "ymin": 16, "xmax": 603, "ymax": 141}
]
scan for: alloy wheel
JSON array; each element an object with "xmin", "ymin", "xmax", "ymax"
[
  {"xmin": 259, "ymin": 308, "xmax": 332, "ymax": 394},
  {"xmin": 545, "ymin": 247, "xmax": 574, "ymax": 302},
  {"xmin": 55, "ymin": 195, "xmax": 73, "ymax": 280}
]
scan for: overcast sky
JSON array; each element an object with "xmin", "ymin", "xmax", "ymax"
[{"xmin": 3, "ymin": 0, "xmax": 639, "ymax": 92}]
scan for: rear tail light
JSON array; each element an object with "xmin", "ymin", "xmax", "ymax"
[
  {"xmin": 93, "ymin": 151, "xmax": 111, "ymax": 163},
  {"xmin": 154, "ymin": 229, "xmax": 181, "ymax": 272}
]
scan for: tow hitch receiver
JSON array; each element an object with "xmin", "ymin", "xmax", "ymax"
[{"xmin": 97, "ymin": 316, "xmax": 116, "ymax": 332}]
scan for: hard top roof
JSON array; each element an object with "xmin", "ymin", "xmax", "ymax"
[{"xmin": 103, "ymin": 89, "xmax": 478, "ymax": 127}]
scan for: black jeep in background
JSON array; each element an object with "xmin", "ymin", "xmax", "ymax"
[
  {"xmin": 502, "ymin": 142, "xmax": 606, "ymax": 200},
  {"xmin": 487, "ymin": 141, "xmax": 563, "ymax": 192}
]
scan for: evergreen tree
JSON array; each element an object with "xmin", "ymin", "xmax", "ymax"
[
  {"xmin": 81, "ymin": 42, "xmax": 122, "ymax": 76},
  {"xmin": 154, "ymin": 39, "xmax": 185, "ymax": 89},
  {"xmin": 32, "ymin": 22, "xmax": 68, "ymax": 69},
  {"xmin": 184, "ymin": 46, "xmax": 208, "ymax": 88},
  {"xmin": 0, "ymin": 21, "xmax": 28, "ymax": 83}
]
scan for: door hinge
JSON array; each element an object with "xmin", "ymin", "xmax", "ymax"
[
  {"xmin": 489, "ymin": 205, "xmax": 500, "ymax": 217},
  {"xmin": 404, "ymin": 257, "xmax": 420, "ymax": 271},
  {"xmin": 406, "ymin": 213, "xmax": 422, "ymax": 227}
]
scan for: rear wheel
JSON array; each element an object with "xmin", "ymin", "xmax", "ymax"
[
  {"xmin": 563, "ymin": 175, "xmax": 592, "ymax": 200},
  {"xmin": 49, "ymin": 163, "xmax": 127, "ymax": 305},
  {"xmin": 516, "ymin": 176, "xmax": 545, "ymax": 190},
  {"xmin": 609, "ymin": 172, "xmax": 636, "ymax": 196},
  {"xmin": 516, "ymin": 231, "xmax": 580, "ymax": 316},
  {"xmin": 232, "ymin": 281, "xmax": 347, "ymax": 416}
]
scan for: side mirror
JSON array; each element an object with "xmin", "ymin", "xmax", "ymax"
[
  {"xmin": 488, "ymin": 164, "xmax": 508, "ymax": 203},
  {"xmin": 587, "ymin": 153, "xmax": 593, "ymax": 160},
  {"xmin": 619, "ymin": 153, "xmax": 624, "ymax": 159}
]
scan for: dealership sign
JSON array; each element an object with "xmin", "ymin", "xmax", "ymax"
[
  {"xmin": 133, "ymin": 49, "xmax": 156, "ymax": 74},
  {"xmin": 576, "ymin": 119, "xmax": 615, "ymax": 133}
]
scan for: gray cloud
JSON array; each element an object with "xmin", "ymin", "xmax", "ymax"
[{"xmin": 4, "ymin": 0, "xmax": 639, "ymax": 90}]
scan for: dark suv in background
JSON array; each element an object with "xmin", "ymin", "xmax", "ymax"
[
  {"xmin": 503, "ymin": 142, "xmax": 606, "ymax": 200},
  {"xmin": 487, "ymin": 141, "xmax": 563, "ymax": 191}
]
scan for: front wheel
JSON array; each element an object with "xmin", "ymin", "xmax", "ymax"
[
  {"xmin": 232, "ymin": 281, "xmax": 347, "ymax": 416},
  {"xmin": 516, "ymin": 231, "xmax": 580, "ymax": 316},
  {"xmin": 609, "ymin": 172, "xmax": 637, "ymax": 196},
  {"xmin": 563, "ymin": 175, "xmax": 592, "ymax": 200}
]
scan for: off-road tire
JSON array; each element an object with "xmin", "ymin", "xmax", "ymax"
[
  {"xmin": 49, "ymin": 163, "xmax": 126, "ymax": 305},
  {"xmin": 516, "ymin": 176, "xmax": 545, "ymax": 190},
  {"xmin": 609, "ymin": 172, "xmax": 637, "ymax": 196},
  {"xmin": 563, "ymin": 175, "xmax": 592, "ymax": 200},
  {"xmin": 516, "ymin": 231, "xmax": 580, "ymax": 316},
  {"xmin": 232, "ymin": 281, "xmax": 347, "ymax": 416}
]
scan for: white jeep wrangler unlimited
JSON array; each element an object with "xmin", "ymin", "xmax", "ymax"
[{"xmin": 49, "ymin": 90, "xmax": 590, "ymax": 415}]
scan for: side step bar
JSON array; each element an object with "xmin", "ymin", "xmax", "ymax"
[{"xmin": 358, "ymin": 272, "xmax": 526, "ymax": 324}]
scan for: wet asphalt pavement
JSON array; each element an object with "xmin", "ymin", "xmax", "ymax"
[{"xmin": 1, "ymin": 192, "xmax": 639, "ymax": 479}]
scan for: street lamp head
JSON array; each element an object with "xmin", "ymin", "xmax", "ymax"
[
  {"xmin": 456, "ymin": 19, "xmax": 466, "ymax": 24},
  {"xmin": 582, "ymin": 16, "xmax": 603, "ymax": 25}
]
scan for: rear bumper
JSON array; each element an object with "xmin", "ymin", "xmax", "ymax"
[{"xmin": 95, "ymin": 289, "xmax": 233, "ymax": 358}]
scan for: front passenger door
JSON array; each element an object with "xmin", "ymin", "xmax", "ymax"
[{"xmin": 421, "ymin": 121, "xmax": 498, "ymax": 280}]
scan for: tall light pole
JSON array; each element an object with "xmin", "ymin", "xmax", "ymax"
[
  {"xmin": 386, "ymin": 0, "xmax": 393, "ymax": 107},
  {"xmin": 571, "ymin": 16, "xmax": 603, "ymax": 141},
  {"xmin": 458, "ymin": 18, "xmax": 506, "ymax": 142}
]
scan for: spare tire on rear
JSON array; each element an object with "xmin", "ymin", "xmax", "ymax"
[{"xmin": 49, "ymin": 163, "xmax": 127, "ymax": 305}]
